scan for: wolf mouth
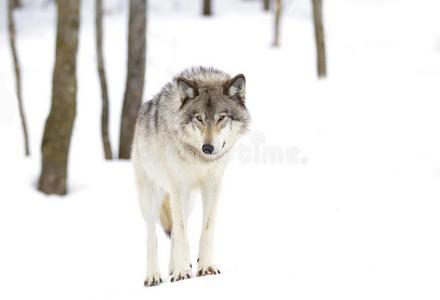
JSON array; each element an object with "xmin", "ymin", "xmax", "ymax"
[{"xmin": 182, "ymin": 143, "xmax": 227, "ymax": 162}]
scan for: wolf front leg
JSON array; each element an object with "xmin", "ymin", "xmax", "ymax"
[
  {"xmin": 168, "ymin": 189, "xmax": 192, "ymax": 282},
  {"xmin": 136, "ymin": 175, "xmax": 163, "ymax": 287},
  {"xmin": 197, "ymin": 176, "xmax": 222, "ymax": 276}
]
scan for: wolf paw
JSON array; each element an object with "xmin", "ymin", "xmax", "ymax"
[
  {"xmin": 197, "ymin": 265, "xmax": 221, "ymax": 277},
  {"xmin": 144, "ymin": 273, "xmax": 163, "ymax": 287},
  {"xmin": 170, "ymin": 269, "xmax": 192, "ymax": 282}
]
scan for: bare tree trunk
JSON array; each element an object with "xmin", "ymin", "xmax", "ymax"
[
  {"xmin": 95, "ymin": 0, "xmax": 113, "ymax": 160},
  {"xmin": 202, "ymin": 0, "xmax": 211, "ymax": 16},
  {"xmin": 312, "ymin": 0, "xmax": 327, "ymax": 78},
  {"xmin": 7, "ymin": 0, "xmax": 30, "ymax": 156},
  {"xmin": 272, "ymin": 0, "xmax": 282, "ymax": 47},
  {"xmin": 263, "ymin": 0, "xmax": 270, "ymax": 11},
  {"xmin": 119, "ymin": 0, "xmax": 146, "ymax": 159},
  {"xmin": 38, "ymin": 0, "xmax": 80, "ymax": 195},
  {"xmin": 11, "ymin": 0, "xmax": 21, "ymax": 8}
]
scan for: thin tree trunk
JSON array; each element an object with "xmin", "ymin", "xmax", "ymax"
[
  {"xmin": 272, "ymin": 0, "xmax": 282, "ymax": 47},
  {"xmin": 312, "ymin": 0, "xmax": 327, "ymax": 78},
  {"xmin": 263, "ymin": 0, "xmax": 270, "ymax": 11},
  {"xmin": 12, "ymin": 0, "xmax": 21, "ymax": 8},
  {"xmin": 119, "ymin": 0, "xmax": 146, "ymax": 159},
  {"xmin": 8, "ymin": 0, "xmax": 30, "ymax": 156},
  {"xmin": 95, "ymin": 0, "xmax": 113, "ymax": 160},
  {"xmin": 202, "ymin": 0, "xmax": 211, "ymax": 16},
  {"xmin": 38, "ymin": 0, "xmax": 80, "ymax": 195}
]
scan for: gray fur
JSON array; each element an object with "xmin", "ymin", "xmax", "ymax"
[
  {"xmin": 132, "ymin": 67, "xmax": 250, "ymax": 285},
  {"xmin": 134, "ymin": 66, "xmax": 250, "ymax": 162}
]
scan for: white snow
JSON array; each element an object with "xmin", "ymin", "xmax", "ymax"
[{"xmin": 1, "ymin": 0, "xmax": 440, "ymax": 299}]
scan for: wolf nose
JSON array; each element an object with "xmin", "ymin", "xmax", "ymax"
[{"xmin": 202, "ymin": 144, "xmax": 214, "ymax": 155}]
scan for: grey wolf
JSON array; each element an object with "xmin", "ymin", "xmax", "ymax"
[{"xmin": 132, "ymin": 67, "xmax": 250, "ymax": 286}]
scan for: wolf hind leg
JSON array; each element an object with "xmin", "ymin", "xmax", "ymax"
[
  {"xmin": 159, "ymin": 193, "xmax": 172, "ymax": 237},
  {"xmin": 160, "ymin": 192, "xmax": 195, "ymax": 239},
  {"xmin": 168, "ymin": 189, "xmax": 193, "ymax": 282}
]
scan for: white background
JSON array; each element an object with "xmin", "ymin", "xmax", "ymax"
[{"xmin": 1, "ymin": 0, "xmax": 440, "ymax": 299}]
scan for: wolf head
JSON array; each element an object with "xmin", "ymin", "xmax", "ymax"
[{"xmin": 175, "ymin": 67, "xmax": 250, "ymax": 160}]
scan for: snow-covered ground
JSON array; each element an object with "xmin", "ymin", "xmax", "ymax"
[{"xmin": 1, "ymin": 0, "xmax": 440, "ymax": 299}]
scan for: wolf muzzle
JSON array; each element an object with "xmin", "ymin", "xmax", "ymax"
[{"xmin": 202, "ymin": 144, "xmax": 214, "ymax": 154}]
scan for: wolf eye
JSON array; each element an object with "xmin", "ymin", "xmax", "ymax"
[
  {"xmin": 195, "ymin": 116, "xmax": 203, "ymax": 122},
  {"xmin": 218, "ymin": 115, "xmax": 226, "ymax": 122}
]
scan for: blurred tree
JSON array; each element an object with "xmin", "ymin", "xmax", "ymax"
[
  {"xmin": 11, "ymin": 0, "xmax": 21, "ymax": 8},
  {"xmin": 312, "ymin": 0, "xmax": 326, "ymax": 77},
  {"xmin": 38, "ymin": 0, "xmax": 80, "ymax": 195},
  {"xmin": 8, "ymin": 0, "xmax": 30, "ymax": 156},
  {"xmin": 202, "ymin": 0, "xmax": 212, "ymax": 16},
  {"xmin": 119, "ymin": 0, "xmax": 146, "ymax": 159},
  {"xmin": 263, "ymin": 0, "xmax": 270, "ymax": 11},
  {"xmin": 95, "ymin": 0, "xmax": 113, "ymax": 160},
  {"xmin": 272, "ymin": 0, "xmax": 282, "ymax": 47}
]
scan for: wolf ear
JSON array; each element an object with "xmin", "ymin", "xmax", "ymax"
[
  {"xmin": 224, "ymin": 74, "xmax": 246, "ymax": 99},
  {"xmin": 177, "ymin": 77, "xmax": 198, "ymax": 101}
]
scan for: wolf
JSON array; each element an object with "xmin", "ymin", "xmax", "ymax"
[{"xmin": 131, "ymin": 67, "xmax": 250, "ymax": 286}]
